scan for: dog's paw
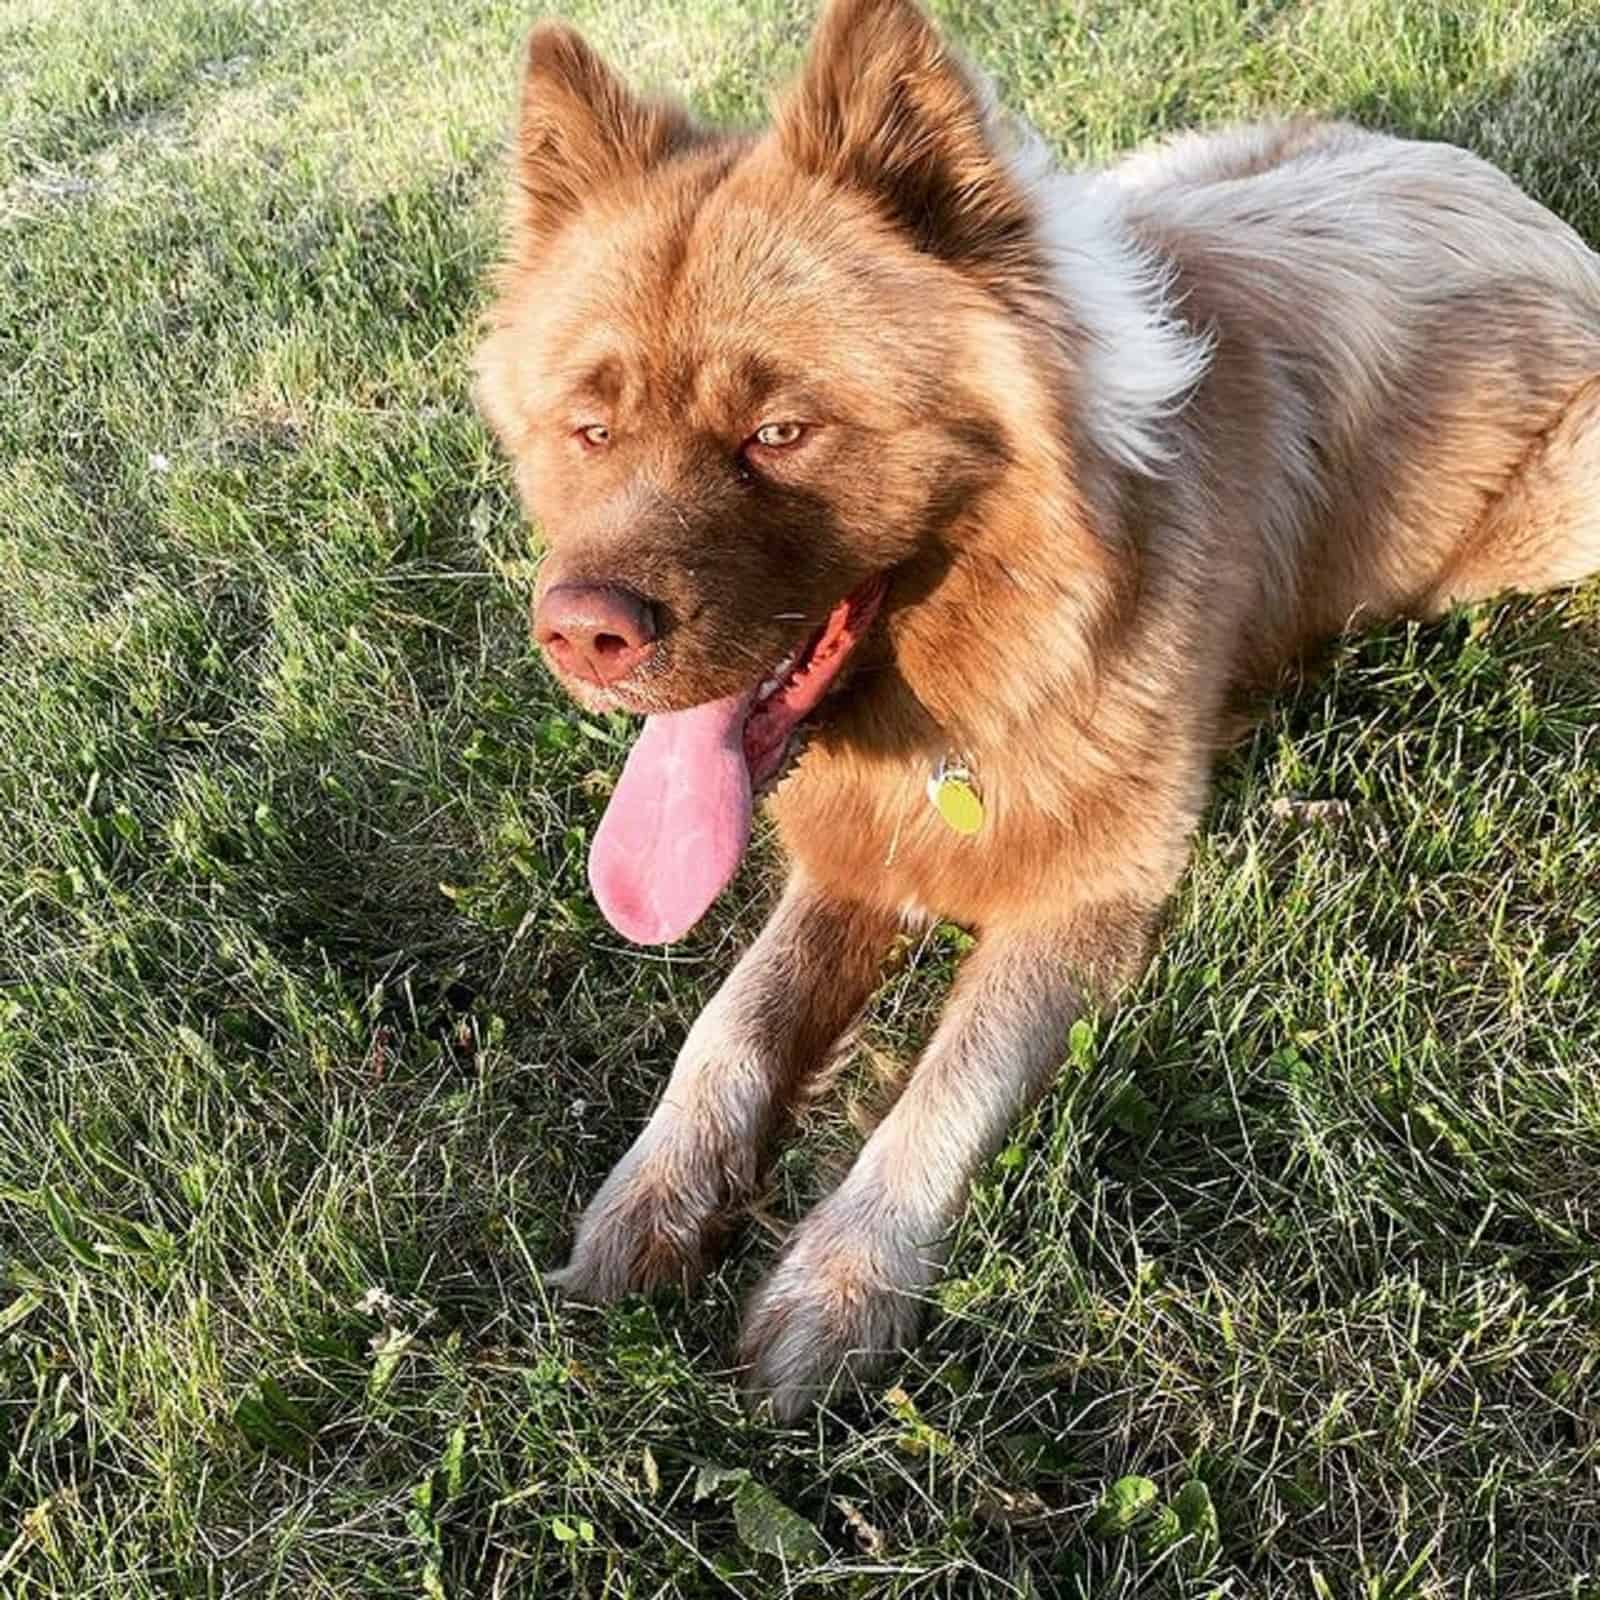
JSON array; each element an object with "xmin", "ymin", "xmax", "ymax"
[
  {"xmin": 547, "ymin": 1171, "xmax": 716, "ymax": 1305},
  {"xmin": 546, "ymin": 1148, "xmax": 733, "ymax": 1303},
  {"xmin": 738, "ymin": 1217, "xmax": 933, "ymax": 1420}
]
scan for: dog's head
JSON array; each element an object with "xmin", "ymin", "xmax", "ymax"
[{"xmin": 475, "ymin": 0, "xmax": 1067, "ymax": 940}]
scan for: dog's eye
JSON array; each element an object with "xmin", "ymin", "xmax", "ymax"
[
  {"xmin": 577, "ymin": 424, "xmax": 611, "ymax": 450},
  {"xmin": 752, "ymin": 421, "xmax": 805, "ymax": 449}
]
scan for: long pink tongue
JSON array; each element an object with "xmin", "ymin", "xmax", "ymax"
[{"xmin": 588, "ymin": 693, "xmax": 755, "ymax": 944}]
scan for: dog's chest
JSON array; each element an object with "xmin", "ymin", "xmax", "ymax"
[
  {"xmin": 766, "ymin": 712, "xmax": 1201, "ymax": 928},
  {"xmin": 769, "ymin": 773, "xmax": 988, "ymax": 925},
  {"xmin": 768, "ymin": 746, "xmax": 1099, "ymax": 928}
]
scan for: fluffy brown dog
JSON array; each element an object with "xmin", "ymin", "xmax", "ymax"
[{"xmin": 475, "ymin": 0, "xmax": 1600, "ymax": 1417}]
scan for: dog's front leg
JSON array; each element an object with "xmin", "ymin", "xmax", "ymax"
[
  {"xmin": 740, "ymin": 904, "xmax": 1154, "ymax": 1418},
  {"xmin": 548, "ymin": 874, "xmax": 897, "ymax": 1302}
]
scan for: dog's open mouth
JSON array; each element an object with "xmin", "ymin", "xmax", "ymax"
[
  {"xmin": 588, "ymin": 576, "xmax": 887, "ymax": 944},
  {"xmin": 743, "ymin": 576, "xmax": 888, "ymax": 791}
]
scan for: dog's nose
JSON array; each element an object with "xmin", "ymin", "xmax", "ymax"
[{"xmin": 533, "ymin": 582, "xmax": 658, "ymax": 687}]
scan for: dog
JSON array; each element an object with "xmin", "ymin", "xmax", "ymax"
[{"xmin": 474, "ymin": 0, "xmax": 1600, "ymax": 1418}]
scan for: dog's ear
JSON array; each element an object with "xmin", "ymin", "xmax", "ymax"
[
  {"xmin": 512, "ymin": 22, "xmax": 699, "ymax": 246},
  {"xmin": 775, "ymin": 0, "xmax": 1030, "ymax": 268}
]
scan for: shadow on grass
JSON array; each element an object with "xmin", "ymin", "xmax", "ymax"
[{"xmin": 1336, "ymin": 14, "xmax": 1600, "ymax": 244}]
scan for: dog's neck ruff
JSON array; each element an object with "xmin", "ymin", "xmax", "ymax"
[{"xmin": 999, "ymin": 116, "xmax": 1213, "ymax": 475}]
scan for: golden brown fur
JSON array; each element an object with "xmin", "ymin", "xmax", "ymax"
[{"xmin": 476, "ymin": 0, "xmax": 1600, "ymax": 1415}]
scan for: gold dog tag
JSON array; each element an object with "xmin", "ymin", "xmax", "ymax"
[{"xmin": 927, "ymin": 759, "xmax": 984, "ymax": 835}]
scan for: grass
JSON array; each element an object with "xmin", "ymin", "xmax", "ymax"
[{"xmin": 2, "ymin": 0, "xmax": 1599, "ymax": 1592}]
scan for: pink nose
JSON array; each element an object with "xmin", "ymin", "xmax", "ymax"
[{"xmin": 533, "ymin": 583, "xmax": 658, "ymax": 688}]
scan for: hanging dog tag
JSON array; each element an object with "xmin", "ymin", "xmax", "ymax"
[{"xmin": 927, "ymin": 758, "xmax": 985, "ymax": 835}]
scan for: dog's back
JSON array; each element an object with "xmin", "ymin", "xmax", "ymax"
[{"xmin": 1098, "ymin": 119, "xmax": 1600, "ymax": 683}]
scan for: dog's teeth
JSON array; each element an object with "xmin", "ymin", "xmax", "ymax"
[
  {"xmin": 753, "ymin": 727, "xmax": 812, "ymax": 800},
  {"xmin": 755, "ymin": 652, "xmax": 801, "ymax": 704}
]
